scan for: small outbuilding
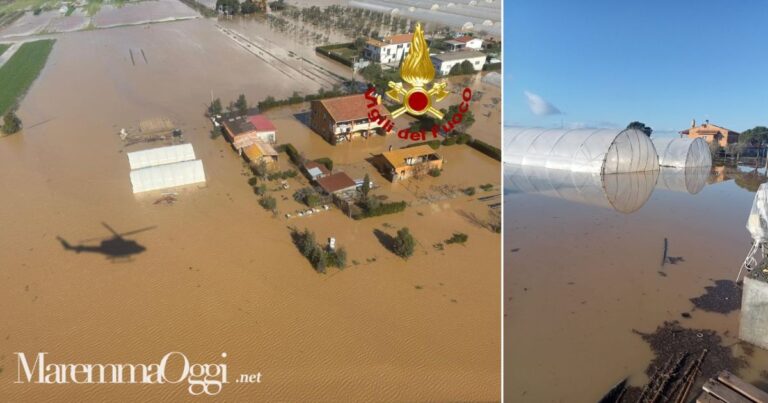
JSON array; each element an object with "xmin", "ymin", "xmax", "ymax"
[
  {"xmin": 316, "ymin": 172, "xmax": 357, "ymax": 196},
  {"xmin": 243, "ymin": 141, "xmax": 278, "ymax": 167},
  {"xmin": 221, "ymin": 114, "xmax": 277, "ymax": 150},
  {"xmin": 303, "ymin": 160, "xmax": 331, "ymax": 181},
  {"xmin": 380, "ymin": 145, "xmax": 443, "ymax": 182}
]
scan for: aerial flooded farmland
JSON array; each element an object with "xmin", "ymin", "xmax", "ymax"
[{"xmin": 0, "ymin": 0, "xmax": 501, "ymax": 400}]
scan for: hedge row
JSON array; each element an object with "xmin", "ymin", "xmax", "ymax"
[
  {"xmin": 314, "ymin": 157, "xmax": 333, "ymax": 171},
  {"xmin": 277, "ymin": 143, "xmax": 302, "ymax": 165},
  {"xmin": 257, "ymin": 88, "xmax": 346, "ymax": 111},
  {"xmin": 468, "ymin": 139, "xmax": 501, "ymax": 161},
  {"xmin": 354, "ymin": 201, "xmax": 407, "ymax": 219},
  {"xmin": 315, "ymin": 43, "xmax": 355, "ymax": 67}
]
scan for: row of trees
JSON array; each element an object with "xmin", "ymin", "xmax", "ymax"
[{"xmin": 216, "ymin": 0, "xmax": 265, "ymax": 15}]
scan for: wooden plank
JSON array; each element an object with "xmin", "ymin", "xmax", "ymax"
[
  {"xmin": 703, "ymin": 379, "xmax": 753, "ymax": 403},
  {"xmin": 697, "ymin": 391, "xmax": 726, "ymax": 403},
  {"xmin": 717, "ymin": 371, "xmax": 768, "ymax": 403}
]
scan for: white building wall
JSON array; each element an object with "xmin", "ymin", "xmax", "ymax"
[
  {"xmin": 366, "ymin": 43, "xmax": 411, "ymax": 64},
  {"xmin": 434, "ymin": 56, "xmax": 486, "ymax": 75},
  {"xmin": 465, "ymin": 38, "xmax": 483, "ymax": 50}
]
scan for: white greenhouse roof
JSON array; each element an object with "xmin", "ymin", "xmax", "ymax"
[
  {"xmin": 130, "ymin": 159, "xmax": 206, "ymax": 193},
  {"xmin": 651, "ymin": 137, "xmax": 712, "ymax": 168},
  {"xmin": 504, "ymin": 127, "xmax": 660, "ymax": 174},
  {"xmin": 127, "ymin": 143, "xmax": 196, "ymax": 170}
]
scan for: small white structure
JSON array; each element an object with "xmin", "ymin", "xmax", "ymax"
[
  {"xmin": 127, "ymin": 144, "xmax": 206, "ymax": 193},
  {"xmin": 504, "ymin": 127, "xmax": 660, "ymax": 174},
  {"xmin": 445, "ymin": 36, "xmax": 483, "ymax": 51},
  {"xmin": 651, "ymin": 137, "xmax": 712, "ymax": 168},
  {"xmin": 127, "ymin": 143, "xmax": 196, "ymax": 170},
  {"xmin": 430, "ymin": 50, "xmax": 486, "ymax": 75},
  {"xmin": 130, "ymin": 160, "xmax": 206, "ymax": 193},
  {"xmin": 364, "ymin": 33, "xmax": 413, "ymax": 64}
]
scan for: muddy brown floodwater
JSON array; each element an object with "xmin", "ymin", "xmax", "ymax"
[
  {"xmin": 0, "ymin": 15, "xmax": 500, "ymax": 402},
  {"xmin": 504, "ymin": 164, "xmax": 768, "ymax": 402}
]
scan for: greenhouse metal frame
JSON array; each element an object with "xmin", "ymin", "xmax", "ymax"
[
  {"xmin": 651, "ymin": 137, "xmax": 712, "ymax": 168},
  {"xmin": 504, "ymin": 127, "xmax": 659, "ymax": 174}
]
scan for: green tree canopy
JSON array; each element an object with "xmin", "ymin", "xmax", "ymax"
[
  {"xmin": 739, "ymin": 126, "xmax": 768, "ymax": 145},
  {"xmin": 2, "ymin": 111, "xmax": 21, "ymax": 135},
  {"xmin": 393, "ymin": 227, "xmax": 415, "ymax": 259},
  {"xmin": 235, "ymin": 94, "xmax": 248, "ymax": 116},
  {"xmin": 627, "ymin": 121, "xmax": 652, "ymax": 137}
]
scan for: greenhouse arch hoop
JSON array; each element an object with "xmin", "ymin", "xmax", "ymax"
[
  {"xmin": 651, "ymin": 137, "xmax": 712, "ymax": 168},
  {"xmin": 504, "ymin": 127, "xmax": 660, "ymax": 174}
]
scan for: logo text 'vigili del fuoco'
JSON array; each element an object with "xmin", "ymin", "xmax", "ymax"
[{"xmin": 363, "ymin": 23, "xmax": 475, "ymax": 142}]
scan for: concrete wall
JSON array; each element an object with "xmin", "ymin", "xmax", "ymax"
[{"xmin": 739, "ymin": 277, "xmax": 768, "ymax": 350}]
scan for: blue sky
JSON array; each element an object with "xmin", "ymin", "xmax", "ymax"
[{"xmin": 504, "ymin": 1, "xmax": 768, "ymax": 133}]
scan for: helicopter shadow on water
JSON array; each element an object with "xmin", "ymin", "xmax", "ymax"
[{"xmin": 56, "ymin": 222, "xmax": 156, "ymax": 262}]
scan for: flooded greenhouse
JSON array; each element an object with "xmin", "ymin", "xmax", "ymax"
[
  {"xmin": 503, "ymin": 127, "xmax": 659, "ymax": 174},
  {"xmin": 505, "ymin": 159, "xmax": 768, "ymax": 402},
  {"xmin": 652, "ymin": 137, "xmax": 712, "ymax": 168}
]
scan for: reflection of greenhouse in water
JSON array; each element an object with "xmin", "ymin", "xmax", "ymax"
[
  {"xmin": 651, "ymin": 137, "xmax": 712, "ymax": 168},
  {"xmin": 504, "ymin": 164, "xmax": 659, "ymax": 213},
  {"xmin": 503, "ymin": 128, "xmax": 659, "ymax": 174},
  {"xmin": 655, "ymin": 166, "xmax": 711, "ymax": 194}
]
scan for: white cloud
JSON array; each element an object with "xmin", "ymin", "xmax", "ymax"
[{"xmin": 524, "ymin": 91, "xmax": 562, "ymax": 116}]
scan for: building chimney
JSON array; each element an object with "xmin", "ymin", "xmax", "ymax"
[{"xmin": 691, "ymin": 119, "xmax": 696, "ymax": 128}]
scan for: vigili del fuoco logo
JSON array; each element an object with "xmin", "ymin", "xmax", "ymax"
[{"xmin": 363, "ymin": 23, "xmax": 475, "ymax": 142}]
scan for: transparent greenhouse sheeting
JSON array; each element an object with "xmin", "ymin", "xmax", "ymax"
[
  {"xmin": 651, "ymin": 137, "xmax": 712, "ymax": 168},
  {"xmin": 504, "ymin": 127, "xmax": 660, "ymax": 174},
  {"xmin": 130, "ymin": 159, "xmax": 206, "ymax": 193},
  {"xmin": 127, "ymin": 143, "xmax": 196, "ymax": 170},
  {"xmin": 504, "ymin": 164, "xmax": 659, "ymax": 213},
  {"xmin": 747, "ymin": 183, "xmax": 768, "ymax": 243},
  {"xmin": 349, "ymin": 0, "xmax": 500, "ymax": 35},
  {"xmin": 655, "ymin": 166, "xmax": 710, "ymax": 195}
]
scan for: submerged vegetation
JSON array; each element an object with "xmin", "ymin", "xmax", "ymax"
[
  {"xmin": 290, "ymin": 228, "xmax": 347, "ymax": 273},
  {"xmin": 392, "ymin": 227, "xmax": 415, "ymax": 259},
  {"xmin": 0, "ymin": 39, "xmax": 55, "ymax": 116}
]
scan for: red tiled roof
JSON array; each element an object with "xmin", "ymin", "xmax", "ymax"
[
  {"xmin": 387, "ymin": 33, "xmax": 413, "ymax": 44},
  {"xmin": 316, "ymin": 172, "xmax": 356, "ymax": 194},
  {"xmin": 454, "ymin": 36, "xmax": 477, "ymax": 43},
  {"xmin": 316, "ymin": 94, "xmax": 381, "ymax": 123},
  {"xmin": 248, "ymin": 114, "xmax": 276, "ymax": 132}
]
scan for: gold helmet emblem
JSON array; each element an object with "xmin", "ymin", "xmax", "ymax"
[{"xmin": 386, "ymin": 23, "xmax": 449, "ymax": 120}]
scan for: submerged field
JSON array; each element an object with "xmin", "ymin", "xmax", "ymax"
[{"xmin": 0, "ymin": 39, "xmax": 53, "ymax": 115}]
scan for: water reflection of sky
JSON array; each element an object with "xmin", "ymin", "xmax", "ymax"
[{"xmin": 504, "ymin": 164, "xmax": 768, "ymax": 402}]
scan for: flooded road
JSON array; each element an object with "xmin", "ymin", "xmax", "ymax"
[
  {"xmin": 0, "ymin": 14, "xmax": 500, "ymax": 401},
  {"xmin": 504, "ymin": 164, "xmax": 768, "ymax": 402}
]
